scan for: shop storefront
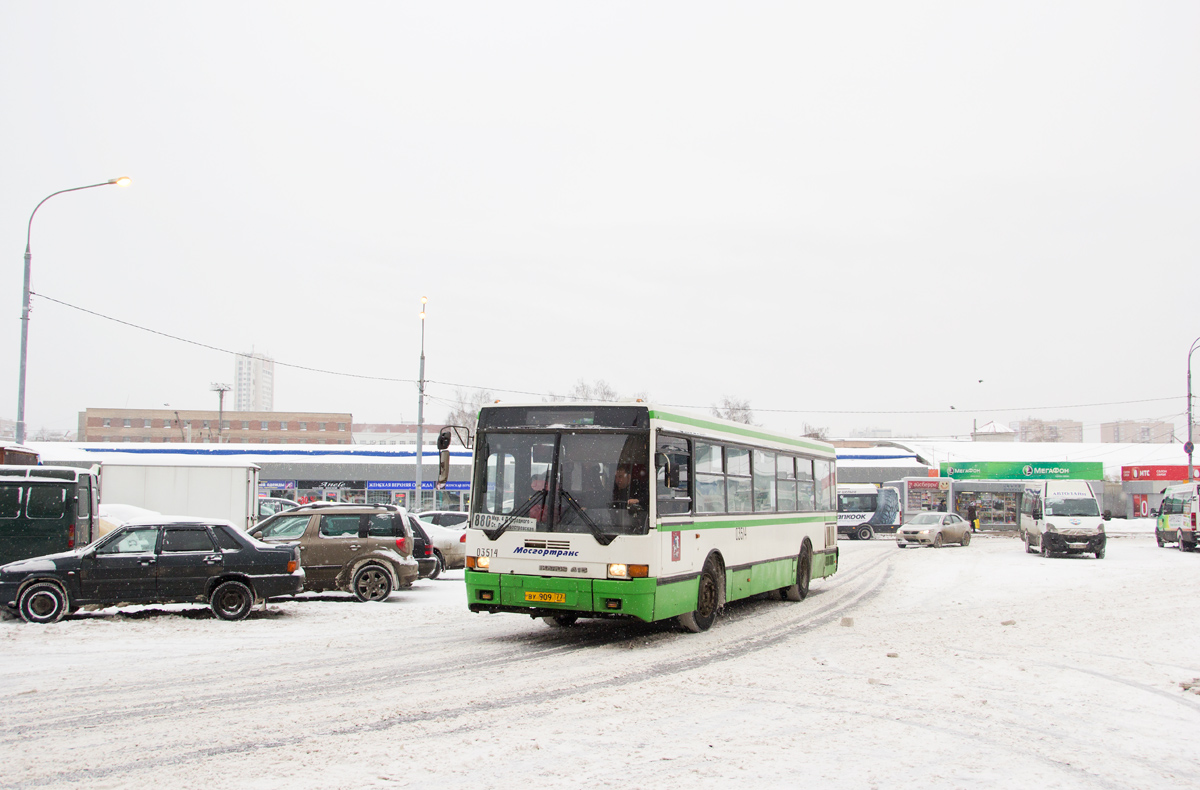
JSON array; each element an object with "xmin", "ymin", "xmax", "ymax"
[
  {"xmin": 889, "ymin": 477, "xmax": 952, "ymax": 515},
  {"xmin": 257, "ymin": 478, "xmax": 471, "ymax": 511},
  {"xmin": 1121, "ymin": 465, "xmax": 1189, "ymax": 518},
  {"xmin": 938, "ymin": 461, "xmax": 1104, "ymax": 528}
]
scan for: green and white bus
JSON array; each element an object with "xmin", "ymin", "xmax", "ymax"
[{"xmin": 463, "ymin": 403, "xmax": 838, "ymax": 632}]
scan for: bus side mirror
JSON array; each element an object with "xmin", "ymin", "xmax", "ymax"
[
  {"xmin": 1103, "ymin": 510, "xmax": 1111, "ymax": 521},
  {"xmin": 437, "ymin": 426, "xmax": 452, "ymax": 451},
  {"xmin": 436, "ymin": 449, "xmax": 451, "ymax": 489},
  {"xmin": 655, "ymin": 452, "xmax": 680, "ymax": 488},
  {"xmin": 1032, "ymin": 509, "xmax": 1042, "ymax": 520}
]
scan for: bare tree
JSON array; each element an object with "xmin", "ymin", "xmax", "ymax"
[
  {"xmin": 802, "ymin": 423, "xmax": 829, "ymax": 440},
  {"xmin": 547, "ymin": 379, "xmax": 641, "ymax": 403},
  {"xmin": 444, "ymin": 387, "xmax": 495, "ymax": 430},
  {"xmin": 712, "ymin": 397, "xmax": 754, "ymax": 425}
]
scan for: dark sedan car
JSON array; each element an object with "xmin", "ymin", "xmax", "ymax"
[{"xmin": 0, "ymin": 517, "xmax": 303, "ymax": 623}]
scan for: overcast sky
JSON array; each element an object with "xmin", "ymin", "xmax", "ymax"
[{"xmin": 2, "ymin": 2, "xmax": 1197, "ymax": 443}]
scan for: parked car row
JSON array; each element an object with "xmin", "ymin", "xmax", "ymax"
[{"xmin": 1, "ymin": 502, "xmax": 465, "ymax": 624}]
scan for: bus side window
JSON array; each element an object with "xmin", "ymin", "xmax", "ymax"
[
  {"xmin": 796, "ymin": 459, "xmax": 815, "ymax": 511},
  {"xmin": 813, "ymin": 460, "xmax": 834, "ymax": 511},
  {"xmin": 777, "ymin": 456, "xmax": 798, "ymax": 512},
  {"xmin": 695, "ymin": 442, "xmax": 726, "ymax": 513},
  {"xmin": 655, "ymin": 436, "xmax": 691, "ymax": 515}
]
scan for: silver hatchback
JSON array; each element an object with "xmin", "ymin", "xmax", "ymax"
[{"xmin": 896, "ymin": 512, "xmax": 972, "ymax": 548}]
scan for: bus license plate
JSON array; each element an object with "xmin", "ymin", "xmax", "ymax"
[{"xmin": 525, "ymin": 591, "xmax": 566, "ymax": 603}]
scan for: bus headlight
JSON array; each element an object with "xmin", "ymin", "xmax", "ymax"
[
  {"xmin": 468, "ymin": 556, "xmax": 489, "ymax": 570},
  {"xmin": 608, "ymin": 564, "xmax": 648, "ymax": 579}
]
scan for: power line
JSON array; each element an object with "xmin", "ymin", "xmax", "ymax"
[
  {"xmin": 33, "ymin": 292, "xmax": 421, "ymax": 385},
  {"xmin": 34, "ymin": 291, "xmax": 1187, "ymax": 418}
]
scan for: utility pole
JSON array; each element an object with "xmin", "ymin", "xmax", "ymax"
[
  {"xmin": 1188, "ymin": 337, "xmax": 1199, "ymax": 482},
  {"xmin": 415, "ymin": 296, "xmax": 427, "ymax": 512},
  {"xmin": 211, "ymin": 383, "xmax": 231, "ymax": 443}
]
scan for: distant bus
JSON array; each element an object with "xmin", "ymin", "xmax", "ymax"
[
  {"xmin": 837, "ymin": 483, "xmax": 901, "ymax": 540},
  {"xmin": 462, "ymin": 403, "xmax": 838, "ymax": 632}
]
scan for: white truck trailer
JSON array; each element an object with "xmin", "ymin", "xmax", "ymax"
[{"xmin": 97, "ymin": 457, "xmax": 261, "ymax": 532}]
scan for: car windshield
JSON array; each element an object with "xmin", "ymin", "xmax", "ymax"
[
  {"xmin": 907, "ymin": 513, "xmax": 942, "ymax": 526},
  {"xmin": 1044, "ymin": 498, "xmax": 1099, "ymax": 517},
  {"xmin": 472, "ymin": 430, "xmax": 650, "ymax": 536},
  {"xmin": 258, "ymin": 514, "xmax": 311, "ymax": 538}
]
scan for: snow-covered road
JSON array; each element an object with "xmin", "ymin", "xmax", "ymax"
[{"xmin": 2, "ymin": 534, "xmax": 1199, "ymax": 789}]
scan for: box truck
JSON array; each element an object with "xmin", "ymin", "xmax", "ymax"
[{"xmin": 97, "ymin": 458, "xmax": 261, "ymax": 532}]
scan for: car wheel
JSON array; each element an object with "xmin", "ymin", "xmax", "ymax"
[
  {"xmin": 856, "ymin": 525, "xmax": 873, "ymax": 541},
  {"xmin": 679, "ymin": 560, "xmax": 720, "ymax": 632},
  {"xmin": 1024, "ymin": 534, "xmax": 1035, "ymax": 554},
  {"xmin": 543, "ymin": 614, "xmax": 578, "ymax": 628},
  {"xmin": 352, "ymin": 565, "xmax": 392, "ymax": 602},
  {"xmin": 1095, "ymin": 545, "xmax": 1105, "ymax": 559},
  {"xmin": 18, "ymin": 582, "xmax": 68, "ymax": 624},
  {"xmin": 932, "ymin": 533, "xmax": 943, "ymax": 549},
  {"xmin": 896, "ymin": 541, "xmax": 907, "ymax": 549},
  {"xmin": 428, "ymin": 551, "xmax": 444, "ymax": 580},
  {"xmin": 209, "ymin": 580, "xmax": 254, "ymax": 621},
  {"xmin": 1180, "ymin": 537, "xmax": 1194, "ymax": 553},
  {"xmin": 961, "ymin": 530, "xmax": 971, "ymax": 547},
  {"xmin": 1041, "ymin": 538, "xmax": 1052, "ymax": 558},
  {"xmin": 780, "ymin": 543, "xmax": 813, "ymax": 602}
]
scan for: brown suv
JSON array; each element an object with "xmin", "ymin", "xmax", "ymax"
[{"xmin": 250, "ymin": 503, "xmax": 418, "ymax": 601}]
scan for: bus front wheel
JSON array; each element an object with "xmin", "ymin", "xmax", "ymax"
[{"xmin": 678, "ymin": 563, "xmax": 719, "ymax": 633}]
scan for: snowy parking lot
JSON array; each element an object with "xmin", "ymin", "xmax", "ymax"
[{"xmin": 2, "ymin": 532, "xmax": 1199, "ymax": 789}]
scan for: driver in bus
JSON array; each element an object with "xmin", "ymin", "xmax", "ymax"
[{"xmin": 611, "ymin": 465, "xmax": 648, "ymax": 512}]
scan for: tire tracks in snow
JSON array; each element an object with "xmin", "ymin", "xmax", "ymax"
[
  {"xmin": 0, "ymin": 546, "xmax": 893, "ymax": 742},
  {"xmin": 0, "ymin": 549, "xmax": 898, "ymax": 789}
]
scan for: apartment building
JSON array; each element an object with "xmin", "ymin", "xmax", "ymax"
[
  {"xmin": 1100, "ymin": 420, "xmax": 1174, "ymax": 444},
  {"xmin": 1009, "ymin": 419, "xmax": 1084, "ymax": 443},
  {"xmin": 235, "ymin": 353, "xmax": 274, "ymax": 412},
  {"xmin": 78, "ymin": 408, "xmax": 352, "ymax": 444}
]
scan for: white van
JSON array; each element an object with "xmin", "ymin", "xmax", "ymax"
[
  {"xmin": 1020, "ymin": 480, "xmax": 1107, "ymax": 559},
  {"xmin": 1160, "ymin": 483, "xmax": 1199, "ymax": 552},
  {"xmin": 837, "ymin": 483, "xmax": 901, "ymax": 540}
]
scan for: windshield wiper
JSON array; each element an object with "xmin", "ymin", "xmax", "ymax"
[
  {"xmin": 481, "ymin": 489, "xmax": 546, "ymax": 541},
  {"xmin": 557, "ymin": 489, "xmax": 617, "ymax": 546}
]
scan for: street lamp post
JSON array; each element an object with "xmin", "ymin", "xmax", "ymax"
[
  {"xmin": 16, "ymin": 177, "xmax": 131, "ymax": 444},
  {"xmin": 1188, "ymin": 336, "xmax": 1200, "ymax": 483},
  {"xmin": 414, "ymin": 296, "xmax": 427, "ymax": 511},
  {"xmin": 211, "ymin": 383, "xmax": 231, "ymax": 443}
]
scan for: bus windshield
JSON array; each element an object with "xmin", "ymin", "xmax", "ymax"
[
  {"xmin": 473, "ymin": 430, "xmax": 650, "ymax": 538},
  {"xmin": 1044, "ymin": 497, "xmax": 1100, "ymax": 517}
]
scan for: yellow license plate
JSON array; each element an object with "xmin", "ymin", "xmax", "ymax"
[{"xmin": 525, "ymin": 591, "xmax": 566, "ymax": 603}]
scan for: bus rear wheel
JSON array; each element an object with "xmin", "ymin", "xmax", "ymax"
[
  {"xmin": 855, "ymin": 526, "xmax": 873, "ymax": 541},
  {"xmin": 543, "ymin": 614, "xmax": 578, "ymax": 628},
  {"xmin": 780, "ymin": 543, "xmax": 812, "ymax": 602},
  {"xmin": 678, "ymin": 563, "xmax": 719, "ymax": 633}
]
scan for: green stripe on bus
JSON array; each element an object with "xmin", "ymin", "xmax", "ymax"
[
  {"xmin": 648, "ymin": 410, "xmax": 834, "ymax": 455},
  {"xmin": 657, "ymin": 515, "xmax": 831, "ymax": 531}
]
